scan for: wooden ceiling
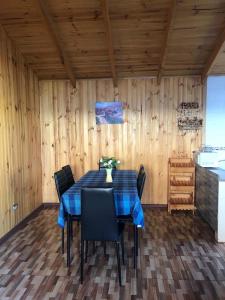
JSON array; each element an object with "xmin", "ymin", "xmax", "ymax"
[{"xmin": 1, "ymin": 0, "xmax": 225, "ymax": 85}]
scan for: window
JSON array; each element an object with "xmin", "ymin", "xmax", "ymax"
[{"xmin": 206, "ymin": 76, "xmax": 225, "ymax": 147}]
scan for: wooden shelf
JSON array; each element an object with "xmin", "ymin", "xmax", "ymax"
[
  {"xmin": 170, "ymin": 192, "xmax": 193, "ymax": 204},
  {"xmin": 170, "ymin": 181, "xmax": 194, "ymax": 186},
  {"xmin": 168, "ymin": 204, "xmax": 196, "ymax": 212},
  {"xmin": 170, "ymin": 185, "xmax": 194, "ymax": 192},
  {"xmin": 170, "ymin": 162, "xmax": 194, "ymax": 167},
  {"xmin": 168, "ymin": 158, "xmax": 195, "ymax": 214},
  {"xmin": 170, "ymin": 166, "xmax": 195, "ymax": 173}
]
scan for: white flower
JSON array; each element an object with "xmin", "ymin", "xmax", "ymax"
[
  {"xmin": 100, "ymin": 158, "xmax": 103, "ymax": 162},
  {"xmin": 117, "ymin": 160, "xmax": 120, "ymax": 164},
  {"xmin": 108, "ymin": 160, "xmax": 112, "ymax": 164}
]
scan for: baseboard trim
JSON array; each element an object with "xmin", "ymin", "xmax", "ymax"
[
  {"xmin": 143, "ymin": 204, "xmax": 168, "ymax": 210},
  {"xmin": 0, "ymin": 204, "xmax": 43, "ymax": 246},
  {"xmin": 43, "ymin": 202, "xmax": 60, "ymax": 208},
  {"xmin": 43, "ymin": 202, "xmax": 167, "ymax": 210},
  {"xmin": 43, "ymin": 203, "xmax": 167, "ymax": 210}
]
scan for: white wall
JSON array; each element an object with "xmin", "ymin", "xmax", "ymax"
[{"xmin": 206, "ymin": 76, "xmax": 225, "ymax": 147}]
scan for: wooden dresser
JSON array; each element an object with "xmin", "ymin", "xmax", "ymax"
[{"xmin": 168, "ymin": 158, "xmax": 195, "ymax": 214}]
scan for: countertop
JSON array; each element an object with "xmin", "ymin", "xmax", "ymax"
[{"xmin": 204, "ymin": 167, "xmax": 225, "ymax": 181}]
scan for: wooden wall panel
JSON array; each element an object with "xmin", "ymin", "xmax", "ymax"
[
  {"xmin": 0, "ymin": 25, "xmax": 42, "ymax": 238},
  {"xmin": 39, "ymin": 77, "xmax": 203, "ymax": 204}
]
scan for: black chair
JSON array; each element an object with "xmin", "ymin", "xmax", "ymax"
[
  {"xmin": 54, "ymin": 170, "xmax": 68, "ymax": 253},
  {"xmin": 137, "ymin": 164, "xmax": 145, "ymax": 180},
  {"xmin": 99, "ymin": 160, "xmax": 117, "ymax": 170},
  {"xmin": 135, "ymin": 169, "xmax": 146, "ymax": 255},
  {"xmin": 80, "ymin": 187, "xmax": 124, "ymax": 286},
  {"xmin": 54, "ymin": 169, "xmax": 79, "ymax": 267},
  {"xmin": 62, "ymin": 165, "xmax": 75, "ymax": 187},
  {"xmin": 117, "ymin": 168, "xmax": 146, "ymax": 268},
  {"xmin": 137, "ymin": 168, "xmax": 146, "ymax": 199}
]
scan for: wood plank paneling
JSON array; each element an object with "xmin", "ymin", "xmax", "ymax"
[
  {"xmin": 1, "ymin": 1, "xmax": 225, "ymax": 79},
  {"xmin": 0, "ymin": 25, "xmax": 42, "ymax": 238},
  {"xmin": 40, "ymin": 76, "xmax": 203, "ymax": 204}
]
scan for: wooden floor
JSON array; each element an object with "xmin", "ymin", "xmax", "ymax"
[{"xmin": 1, "ymin": 208, "xmax": 225, "ymax": 299}]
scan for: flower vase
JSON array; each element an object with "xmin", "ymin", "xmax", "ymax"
[{"xmin": 106, "ymin": 168, "xmax": 113, "ymax": 183}]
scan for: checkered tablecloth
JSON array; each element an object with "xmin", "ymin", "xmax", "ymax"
[{"xmin": 57, "ymin": 170, "xmax": 144, "ymax": 228}]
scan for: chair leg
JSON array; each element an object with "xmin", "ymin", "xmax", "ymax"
[
  {"xmin": 133, "ymin": 225, "xmax": 137, "ymax": 269},
  {"xmin": 61, "ymin": 227, "xmax": 64, "ymax": 254},
  {"xmin": 85, "ymin": 241, "xmax": 88, "ymax": 263},
  {"xmin": 92, "ymin": 241, "xmax": 95, "ymax": 254},
  {"xmin": 115, "ymin": 242, "xmax": 122, "ymax": 286},
  {"xmin": 121, "ymin": 234, "xmax": 125, "ymax": 265},
  {"xmin": 70, "ymin": 221, "xmax": 73, "ymax": 241},
  {"xmin": 103, "ymin": 241, "xmax": 107, "ymax": 257},
  {"xmin": 67, "ymin": 215, "xmax": 71, "ymax": 268},
  {"xmin": 136, "ymin": 227, "xmax": 138, "ymax": 256},
  {"xmin": 81, "ymin": 239, "xmax": 84, "ymax": 284}
]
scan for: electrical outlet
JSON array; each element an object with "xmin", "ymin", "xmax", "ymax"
[{"xmin": 12, "ymin": 203, "xmax": 18, "ymax": 211}]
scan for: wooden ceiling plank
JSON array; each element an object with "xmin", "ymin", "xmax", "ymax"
[
  {"xmin": 202, "ymin": 26, "xmax": 225, "ymax": 82},
  {"xmin": 157, "ymin": 0, "xmax": 177, "ymax": 85},
  {"xmin": 2, "ymin": 0, "xmax": 225, "ymax": 79},
  {"xmin": 37, "ymin": 0, "xmax": 76, "ymax": 88},
  {"xmin": 100, "ymin": 0, "xmax": 117, "ymax": 87}
]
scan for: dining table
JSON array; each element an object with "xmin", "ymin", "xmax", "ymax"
[{"xmin": 57, "ymin": 169, "xmax": 144, "ymax": 228}]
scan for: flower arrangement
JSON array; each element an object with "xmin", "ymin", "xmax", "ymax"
[{"xmin": 100, "ymin": 156, "xmax": 120, "ymax": 169}]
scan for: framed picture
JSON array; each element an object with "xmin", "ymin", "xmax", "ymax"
[{"xmin": 95, "ymin": 101, "xmax": 123, "ymax": 124}]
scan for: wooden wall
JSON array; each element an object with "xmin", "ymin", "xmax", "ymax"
[
  {"xmin": 40, "ymin": 77, "xmax": 203, "ymax": 205},
  {"xmin": 0, "ymin": 25, "xmax": 42, "ymax": 238}
]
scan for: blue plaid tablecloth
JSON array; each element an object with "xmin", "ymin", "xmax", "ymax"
[{"xmin": 57, "ymin": 170, "xmax": 144, "ymax": 228}]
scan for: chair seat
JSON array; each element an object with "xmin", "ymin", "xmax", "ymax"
[
  {"xmin": 71, "ymin": 215, "xmax": 80, "ymax": 221},
  {"xmin": 66, "ymin": 214, "xmax": 80, "ymax": 222},
  {"xmin": 117, "ymin": 215, "xmax": 133, "ymax": 222}
]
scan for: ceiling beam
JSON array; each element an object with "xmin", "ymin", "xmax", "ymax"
[
  {"xmin": 101, "ymin": 0, "xmax": 118, "ymax": 87},
  {"xmin": 157, "ymin": 0, "xmax": 177, "ymax": 85},
  {"xmin": 202, "ymin": 26, "xmax": 225, "ymax": 83},
  {"xmin": 37, "ymin": 0, "xmax": 76, "ymax": 88}
]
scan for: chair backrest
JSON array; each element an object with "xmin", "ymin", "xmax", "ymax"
[
  {"xmin": 54, "ymin": 170, "xmax": 69, "ymax": 201},
  {"xmin": 137, "ymin": 165, "xmax": 144, "ymax": 189},
  {"xmin": 137, "ymin": 164, "xmax": 145, "ymax": 178},
  {"xmin": 137, "ymin": 171, "xmax": 146, "ymax": 199},
  {"xmin": 81, "ymin": 187, "xmax": 119, "ymax": 241},
  {"xmin": 99, "ymin": 160, "xmax": 117, "ymax": 170},
  {"xmin": 62, "ymin": 165, "xmax": 75, "ymax": 187}
]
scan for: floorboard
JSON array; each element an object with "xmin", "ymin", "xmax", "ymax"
[{"xmin": 0, "ymin": 208, "xmax": 225, "ymax": 299}]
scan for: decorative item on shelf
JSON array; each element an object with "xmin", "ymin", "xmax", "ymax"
[{"xmin": 100, "ymin": 156, "xmax": 120, "ymax": 183}]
